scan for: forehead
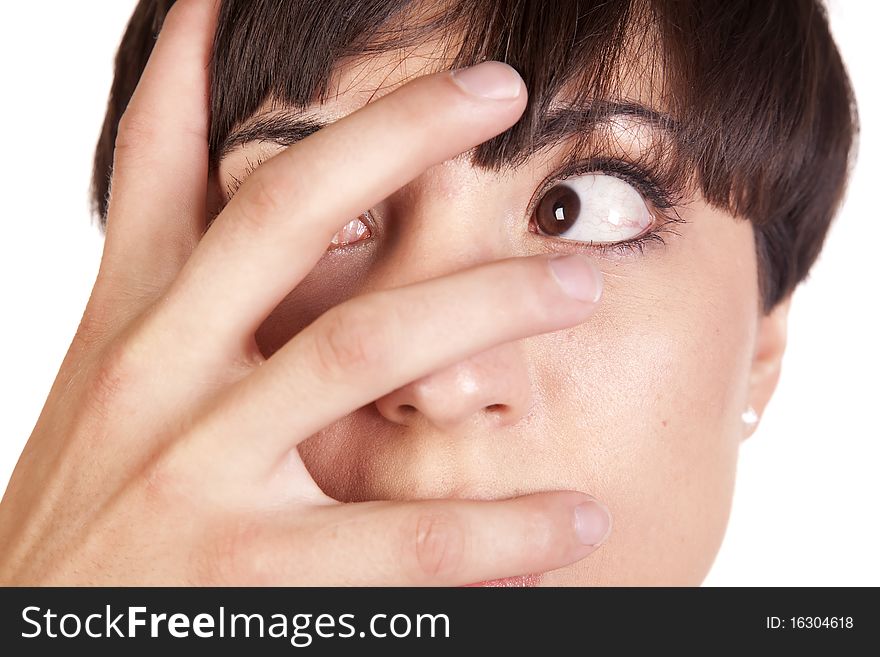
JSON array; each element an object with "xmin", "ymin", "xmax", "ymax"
[
  {"xmin": 311, "ymin": 32, "xmax": 663, "ymax": 118},
  {"xmin": 211, "ymin": 0, "xmax": 686, "ymax": 188},
  {"xmin": 209, "ymin": 1, "xmax": 674, "ymax": 145},
  {"xmin": 229, "ymin": 22, "xmax": 671, "ymax": 170},
  {"xmin": 286, "ymin": 0, "xmax": 668, "ymax": 120},
  {"xmin": 219, "ymin": 44, "xmax": 678, "ymax": 192}
]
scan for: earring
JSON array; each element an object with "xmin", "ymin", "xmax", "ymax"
[{"xmin": 741, "ymin": 406, "xmax": 759, "ymax": 427}]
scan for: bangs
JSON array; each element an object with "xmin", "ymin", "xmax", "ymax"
[
  {"xmin": 93, "ymin": 0, "xmax": 855, "ymax": 312},
  {"xmin": 209, "ymin": 0, "xmax": 852, "ymax": 234},
  {"xmin": 210, "ymin": 0, "xmax": 685, "ymax": 186},
  {"xmin": 208, "ymin": 0, "xmax": 855, "ymax": 311}
]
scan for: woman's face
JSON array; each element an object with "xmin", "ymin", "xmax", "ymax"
[{"xmin": 214, "ymin": 45, "xmax": 763, "ymax": 585}]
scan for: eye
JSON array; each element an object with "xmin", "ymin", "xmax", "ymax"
[
  {"xmin": 533, "ymin": 173, "xmax": 654, "ymax": 244},
  {"xmin": 328, "ymin": 213, "xmax": 372, "ymax": 249},
  {"xmin": 220, "ymin": 151, "xmax": 373, "ymax": 250}
]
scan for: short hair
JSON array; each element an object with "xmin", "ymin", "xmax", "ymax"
[{"xmin": 92, "ymin": 0, "xmax": 857, "ymax": 312}]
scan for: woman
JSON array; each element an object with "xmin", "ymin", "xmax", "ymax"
[{"xmin": 0, "ymin": 0, "xmax": 856, "ymax": 585}]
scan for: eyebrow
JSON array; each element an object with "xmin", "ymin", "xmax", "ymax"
[{"xmin": 216, "ymin": 100, "xmax": 679, "ymax": 163}]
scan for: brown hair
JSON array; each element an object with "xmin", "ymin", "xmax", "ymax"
[{"xmin": 92, "ymin": 0, "xmax": 857, "ymax": 311}]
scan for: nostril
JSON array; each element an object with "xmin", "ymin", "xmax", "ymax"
[
  {"xmin": 399, "ymin": 404, "xmax": 417, "ymax": 415},
  {"xmin": 485, "ymin": 403, "xmax": 512, "ymax": 426}
]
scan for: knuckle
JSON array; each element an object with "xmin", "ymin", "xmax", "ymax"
[
  {"xmin": 200, "ymin": 518, "xmax": 267, "ymax": 585},
  {"xmin": 310, "ymin": 302, "xmax": 389, "ymax": 381},
  {"xmin": 114, "ymin": 110, "xmax": 158, "ymax": 158},
  {"xmin": 71, "ymin": 308, "xmax": 113, "ymax": 354},
  {"xmin": 88, "ymin": 345, "xmax": 133, "ymax": 410},
  {"xmin": 139, "ymin": 447, "xmax": 185, "ymax": 510},
  {"xmin": 234, "ymin": 169, "xmax": 287, "ymax": 230},
  {"xmin": 521, "ymin": 257, "xmax": 559, "ymax": 325},
  {"xmin": 525, "ymin": 504, "xmax": 562, "ymax": 555},
  {"xmin": 85, "ymin": 329, "xmax": 150, "ymax": 417},
  {"xmin": 407, "ymin": 510, "xmax": 466, "ymax": 582}
]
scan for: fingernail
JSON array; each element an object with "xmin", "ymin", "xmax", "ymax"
[
  {"xmin": 574, "ymin": 500, "xmax": 612, "ymax": 546},
  {"xmin": 450, "ymin": 61, "xmax": 523, "ymax": 100},
  {"xmin": 549, "ymin": 254, "xmax": 603, "ymax": 303}
]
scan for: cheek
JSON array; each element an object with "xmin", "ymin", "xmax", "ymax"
[
  {"xmin": 543, "ymin": 310, "xmax": 748, "ymax": 583},
  {"xmin": 540, "ymin": 218, "xmax": 759, "ymax": 585},
  {"xmin": 255, "ymin": 246, "xmax": 376, "ymax": 356}
]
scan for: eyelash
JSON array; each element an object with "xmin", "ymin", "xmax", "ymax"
[
  {"xmin": 220, "ymin": 155, "xmax": 686, "ymax": 256},
  {"xmin": 225, "ymin": 154, "xmax": 268, "ymax": 198},
  {"xmin": 526, "ymin": 157, "xmax": 687, "ymax": 257},
  {"xmin": 205, "ymin": 155, "xmax": 272, "ymax": 227}
]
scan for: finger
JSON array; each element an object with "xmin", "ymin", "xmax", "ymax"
[
  {"xmin": 186, "ymin": 252, "xmax": 602, "ymax": 475},
  {"xmin": 255, "ymin": 492, "xmax": 612, "ymax": 586},
  {"xmin": 157, "ymin": 61, "xmax": 528, "ymax": 357},
  {"xmin": 101, "ymin": 0, "xmax": 218, "ymax": 293}
]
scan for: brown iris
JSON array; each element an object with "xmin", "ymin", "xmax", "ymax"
[{"xmin": 535, "ymin": 184, "xmax": 580, "ymax": 236}]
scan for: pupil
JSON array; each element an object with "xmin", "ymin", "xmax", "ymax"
[{"xmin": 537, "ymin": 185, "xmax": 579, "ymax": 236}]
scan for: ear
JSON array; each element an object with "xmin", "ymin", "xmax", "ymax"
[{"xmin": 743, "ymin": 295, "xmax": 792, "ymax": 440}]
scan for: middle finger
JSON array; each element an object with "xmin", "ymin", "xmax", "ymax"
[{"xmin": 186, "ymin": 252, "xmax": 603, "ymax": 478}]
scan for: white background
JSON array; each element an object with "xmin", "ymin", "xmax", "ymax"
[{"xmin": 0, "ymin": 1, "xmax": 876, "ymax": 586}]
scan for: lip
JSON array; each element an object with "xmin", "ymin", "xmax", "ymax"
[{"xmin": 463, "ymin": 573, "xmax": 542, "ymax": 587}]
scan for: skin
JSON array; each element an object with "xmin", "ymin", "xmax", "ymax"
[
  {"xmin": 218, "ymin": 15, "xmax": 792, "ymax": 585},
  {"xmin": 0, "ymin": 0, "xmax": 790, "ymax": 586}
]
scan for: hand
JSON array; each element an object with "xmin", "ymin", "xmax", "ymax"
[{"xmin": 0, "ymin": 0, "xmax": 611, "ymax": 585}]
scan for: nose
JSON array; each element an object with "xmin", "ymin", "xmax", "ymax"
[
  {"xmin": 374, "ymin": 340, "xmax": 535, "ymax": 431},
  {"xmin": 368, "ymin": 163, "xmax": 538, "ymax": 432}
]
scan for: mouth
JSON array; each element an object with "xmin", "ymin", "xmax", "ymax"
[{"xmin": 463, "ymin": 573, "xmax": 542, "ymax": 587}]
